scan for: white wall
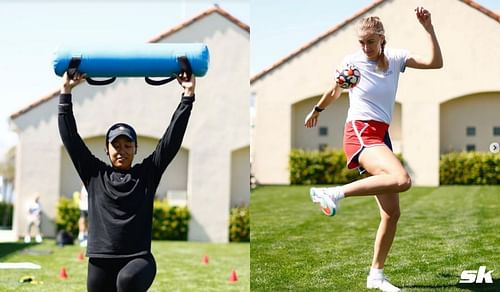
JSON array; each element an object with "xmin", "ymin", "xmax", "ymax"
[
  {"xmin": 231, "ymin": 146, "xmax": 250, "ymax": 207},
  {"xmin": 441, "ymin": 92, "xmax": 500, "ymax": 153}
]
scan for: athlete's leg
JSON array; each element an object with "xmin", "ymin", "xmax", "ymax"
[
  {"xmin": 311, "ymin": 145, "xmax": 410, "ymax": 215},
  {"xmin": 116, "ymin": 253, "xmax": 157, "ymax": 292},
  {"xmin": 342, "ymin": 145, "xmax": 411, "ymax": 197},
  {"xmin": 87, "ymin": 258, "xmax": 119, "ymax": 292},
  {"xmin": 372, "ymin": 193, "xmax": 400, "ymax": 269},
  {"xmin": 24, "ymin": 221, "xmax": 33, "ymax": 242}
]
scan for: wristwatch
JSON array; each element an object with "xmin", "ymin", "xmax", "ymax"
[{"xmin": 314, "ymin": 106, "xmax": 325, "ymax": 112}]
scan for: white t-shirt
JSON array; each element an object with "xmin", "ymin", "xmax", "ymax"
[
  {"xmin": 28, "ymin": 201, "xmax": 41, "ymax": 217},
  {"xmin": 342, "ymin": 48, "xmax": 408, "ymax": 124},
  {"xmin": 80, "ymin": 186, "xmax": 88, "ymax": 211}
]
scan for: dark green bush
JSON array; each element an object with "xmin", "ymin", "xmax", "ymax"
[
  {"xmin": 440, "ymin": 152, "xmax": 499, "ymax": 185},
  {"xmin": 229, "ymin": 206, "xmax": 249, "ymax": 242},
  {"xmin": 151, "ymin": 201, "xmax": 190, "ymax": 240},
  {"xmin": 290, "ymin": 148, "xmax": 359, "ymax": 184},
  {"xmin": 289, "ymin": 148, "xmax": 405, "ymax": 185},
  {"xmin": 56, "ymin": 197, "xmax": 80, "ymax": 237},
  {"xmin": 56, "ymin": 198, "xmax": 190, "ymax": 240},
  {"xmin": 0, "ymin": 201, "xmax": 13, "ymax": 228}
]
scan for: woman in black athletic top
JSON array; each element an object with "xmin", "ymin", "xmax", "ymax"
[{"xmin": 58, "ymin": 71, "xmax": 195, "ymax": 292}]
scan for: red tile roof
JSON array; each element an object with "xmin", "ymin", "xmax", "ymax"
[
  {"xmin": 462, "ymin": 0, "xmax": 500, "ymax": 21},
  {"xmin": 149, "ymin": 6, "xmax": 249, "ymax": 42},
  {"xmin": 250, "ymin": 0, "xmax": 500, "ymax": 84},
  {"xmin": 10, "ymin": 6, "xmax": 249, "ymax": 120}
]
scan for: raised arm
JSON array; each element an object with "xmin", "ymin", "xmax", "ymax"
[
  {"xmin": 304, "ymin": 82, "xmax": 343, "ymax": 128},
  {"xmin": 406, "ymin": 7, "xmax": 443, "ymax": 69},
  {"xmin": 58, "ymin": 72, "xmax": 100, "ymax": 183},
  {"xmin": 147, "ymin": 73, "xmax": 195, "ymax": 174}
]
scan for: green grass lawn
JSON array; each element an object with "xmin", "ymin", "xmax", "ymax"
[
  {"xmin": 251, "ymin": 185, "xmax": 500, "ymax": 291},
  {"xmin": 0, "ymin": 240, "xmax": 249, "ymax": 291}
]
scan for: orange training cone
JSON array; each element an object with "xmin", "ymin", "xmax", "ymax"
[
  {"xmin": 59, "ymin": 266, "xmax": 68, "ymax": 279},
  {"xmin": 77, "ymin": 251, "xmax": 84, "ymax": 261},
  {"xmin": 202, "ymin": 255, "xmax": 209, "ymax": 265},
  {"xmin": 228, "ymin": 270, "xmax": 238, "ymax": 283}
]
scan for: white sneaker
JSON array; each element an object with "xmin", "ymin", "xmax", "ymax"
[
  {"xmin": 309, "ymin": 187, "xmax": 339, "ymax": 216},
  {"xmin": 24, "ymin": 235, "xmax": 31, "ymax": 243},
  {"xmin": 366, "ymin": 276, "xmax": 401, "ymax": 292},
  {"xmin": 35, "ymin": 235, "xmax": 43, "ymax": 243},
  {"xmin": 309, "ymin": 187, "xmax": 321, "ymax": 203}
]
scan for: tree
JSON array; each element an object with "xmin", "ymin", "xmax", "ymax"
[{"xmin": 0, "ymin": 146, "xmax": 16, "ymax": 184}]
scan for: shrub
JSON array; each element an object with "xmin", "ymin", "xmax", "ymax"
[
  {"xmin": 289, "ymin": 148, "xmax": 405, "ymax": 185},
  {"xmin": 0, "ymin": 202, "xmax": 13, "ymax": 228},
  {"xmin": 152, "ymin": 201, "xmax": 190, "ymax": 241},
  {"xmin": 55, "ymin": 197, "xmax": 80, "ymax": 237},
  {"xmin": 229, "ymin": 206, "xmax": 249, "ymax": 242},
  {"xmin": 289, "ymin": 148, "xmax": 359, "ymax": 184},
  {"xmin": 440, "ymin": 152, "xmax": 499, "ymax": 185},
  {"xmin": 56, "ymin": 198, "xmax": 191, "ymax": 240}
]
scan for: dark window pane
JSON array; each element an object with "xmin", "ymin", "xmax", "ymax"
[{"xmin": 466, "ymin": 127, "xmax": 475, "ymax": 136}]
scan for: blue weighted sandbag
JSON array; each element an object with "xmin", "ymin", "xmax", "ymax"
[{"xmin": 53, "ymin": 43, "xmax": 209, "ymax": 78}]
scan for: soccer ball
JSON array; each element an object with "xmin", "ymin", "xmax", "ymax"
[{"xmin": 335, "ymin": 64, "xmax": 361, "ymax": 89}]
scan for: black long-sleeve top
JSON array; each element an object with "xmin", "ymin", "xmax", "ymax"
[{"xmin": 58, "ymin": 93, "xmax": 193, "ymax": 258}]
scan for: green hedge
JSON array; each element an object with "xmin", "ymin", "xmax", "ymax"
[
  {"xmin": 289, "ymin": 148, "xmax": 405, "ymax": 185},
  {"xmin": 56, "ymin": 198, "xmax": 252, "ymax": 242},
  {"xmin": 289, "ymin": 149, "xmax": 498, "ymax": 185},
  {"xmin": 290, "ymin": 148, "xmax": 360, "ymax": 185},
  {"xmin": 440, "ymin": 152, "xmax": 499, "ymax": 185},
  {"xmin": 0, "ymin": 201, "xmax": 13, "ymax": 228},
  {"xmin": 229, "ymin": 206, "xmax": 249, "ymax": 242},
  {"xmin": 56, "ymin": 198, "xmax": 190, "ymax": 240},
  {"xmin": 151, "ymin": 201, "xmax": 190, "ymax": 241}
]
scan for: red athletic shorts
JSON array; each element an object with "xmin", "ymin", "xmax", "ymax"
[{"xmin": 343, "ymin": 120, "xmax": 392, "ymax": 170}]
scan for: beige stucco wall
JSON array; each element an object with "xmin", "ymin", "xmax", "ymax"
[
  {"xmin": 291, "ymin": 94, "xmax": 402, "ymax": 152},
  {"xmin": 252, "ymin": 0, "xmax": 500, "ymax": 186},
  {"xmin": 12, "ymin": 12, "xmax": 249, "ymax": 243},
  {"xmin": 441, "ymin": 92, "xmax": 500, "ymax": 153},
  {"xmin": 230, "ymin": 146, "xmax": 250, "ymax": 207}
]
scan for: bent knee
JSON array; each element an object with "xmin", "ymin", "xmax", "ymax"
[
  {"xmin": 117, "ymin": 270, "xmax": 135, "ymax": 287},
  {"xmin": 394, "ymin": 173, "xmax": 411, "ymax": 192}
]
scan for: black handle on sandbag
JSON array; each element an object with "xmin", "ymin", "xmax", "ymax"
[
  {"xmin": 178, "ymin": 56, "xmax": 193, "ymax": 79},
  {"xmin": 67, "ymin": 57, "xmax": 116, "ymax": 86},
  {"xmin": 67, "ymin": 57, "xmax": 82, "ymax": 80},
  {"xmin": 144, "ymin": 56, "xmax": 192, "ymax": 86},
  {"xmin": 85, "ymin": 77, "xmax": 116, "ymax": 86},
  {"xmin": 145, "ymin": 76, "xmax": 177, "ymax": 86}
]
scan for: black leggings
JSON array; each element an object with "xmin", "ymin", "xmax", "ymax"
[{"xmin": 87, "ymin": 253, "xmax": 156, "ymax": 292}]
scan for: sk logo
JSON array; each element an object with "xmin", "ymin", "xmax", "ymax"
[{"xmin": 460, "ymin": 266, "xmax": 494, "ymax": 284}]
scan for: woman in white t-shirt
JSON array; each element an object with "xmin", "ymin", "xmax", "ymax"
[{"xmin": 305, "ymin": 7, "xmax": 442, "ymax": 292}]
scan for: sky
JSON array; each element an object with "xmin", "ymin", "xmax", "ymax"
[{"xmin": 0, "ymin": 0, "xmax": 499, "ymax": 158}]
